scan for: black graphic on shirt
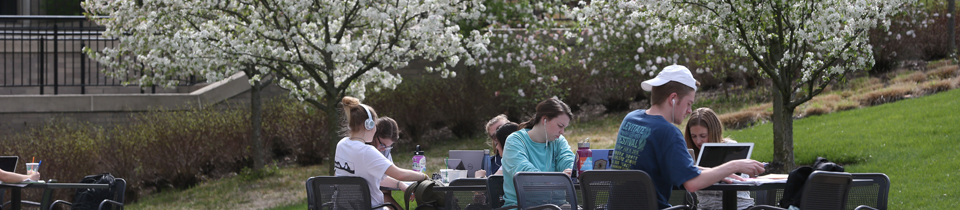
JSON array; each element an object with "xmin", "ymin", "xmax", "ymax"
[{"xmin": 334, "ymin": 161, "xmax": 355, "ymax": 174}]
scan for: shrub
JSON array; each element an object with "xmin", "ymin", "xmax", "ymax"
[
  {"xmin": 917, "ymin": 79, "xmax": 954, "ymax": 95},
  {"xmin": 891, "ymin": 71, "xmax": 927, "ymax": 84},
  {"xmin": 855, "ymin": 83, "xmax": 917, "ymax": 106},
  {"xmin": 0, "ymin": 98, "xmax": 330, "ymax": 203},
  {"xmin": 261, "ymin": 98, "xmax": 330, "ymax": 166},
  {"xmin": 834, "ymin": 100, "xmax": 861, "ymax": 111},
  {"xmin": 928, "ymin": 65, "xmax": 959, "ymax": 80},
  {"xmin": 802, "ymin": 103, "xmax": 832, "ymax": 117},
  {"xmin": 720, "ymin": 109, "xmax": 765, "ymax": 130}
]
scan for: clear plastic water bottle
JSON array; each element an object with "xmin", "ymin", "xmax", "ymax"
[{"xmin": 412, "ymin": 145, "xmax": 426, "ymax": 173}]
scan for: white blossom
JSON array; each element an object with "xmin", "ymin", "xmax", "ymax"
[{"xmin": 83, "ymin": 0, "xmax": 489, "ymax": 103}]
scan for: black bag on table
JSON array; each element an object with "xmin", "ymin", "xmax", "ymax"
[
  {"xmin": 72, "ymin": 173, "xmax": 117, "ymax": 210},
  {"xmin": 404, "ymin": 179, "xmax": 446, "ymax": 210}
]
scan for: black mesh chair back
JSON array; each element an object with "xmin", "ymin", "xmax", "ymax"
[
  {"xmin": 845, "ymin": 173, "xmax": 890, "ymax": 210},
  {"xmin": 487, "ymin": 175, "xmax": 505, "ymax": 208},
  {"xmin": 513, "ymin": 172, "xmax": 577, "ymax": 210},
  {"xmin": 799, "ymin": 171, "xmax": 852, "ymax": 210},
  {"xmin": 307, "ymin": 176, "xmax": 389, "ymax": 210},
  {"xmin": 578, "ymin": 170, "xmax": 657, "ymax": 210},
  {"xmin": 446, "ymin": 178, "xmax": 489, "ymax": 210},
  {"xmin": 100, "ymin": 178, "xmax": 126, "ymax": 210}
]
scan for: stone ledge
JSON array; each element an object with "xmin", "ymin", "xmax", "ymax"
[{"xmin": 0, "ymin": 72, "xmax": 250, "ymax": 113}]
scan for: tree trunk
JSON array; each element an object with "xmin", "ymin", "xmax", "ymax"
[
  {"xmin": 324, "ymin": 96, "xmax": 342, "ymax": 176},
  {"xmin": 770, "ymin": 90, "xmax": 796, "ymax": 173},
  {"xmin": 250, "ymin": 79, "xmax": 264, "ymax": 171},
  {"xmin": 950, "ymin": 0, "xmax": 956, "ymax": 56}
]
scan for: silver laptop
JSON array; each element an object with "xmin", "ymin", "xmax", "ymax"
[
  {"xmin": 448, "ymin": 150, "xmax": 484, "ymax": 178},
  {"xmin": 0, "ymin": 156, "xmax": 18, "ymax": 172},
  {"xmin": 695, "ymin": 143, "xmax": 754, "ymax": 168}
]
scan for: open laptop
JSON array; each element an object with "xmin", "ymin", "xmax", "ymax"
[
  {"xmin": 448, "ymin": 150, "xmax": 484, "ymax": 178},
  {"xmin": 0, "ymin": 156, "xmax": 18, "ymax": 172},
  {"xmin": 695, "ymin": 143, "xmax": 754, "ymax": 168}
]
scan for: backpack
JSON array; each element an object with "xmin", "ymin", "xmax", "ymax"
[
  {"xmin": 72, "ymin": 173, "xmax": 117, "ymax": 210},
  {"xmin": 404, "ymin": 179, "xmax": 446, "ymax": 210},
  {"xmin": 778, "ymin": 157, "xmax": 845, "ymax": 208}
]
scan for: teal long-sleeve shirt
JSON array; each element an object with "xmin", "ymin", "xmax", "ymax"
[{"xmin": 502, "ymin": 128, "xmax": 575, "ymax": 207}]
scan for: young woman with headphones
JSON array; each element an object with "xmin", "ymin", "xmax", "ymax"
[
  {"xmin": 500, "ymin": 97, "xmax": 576, "ymax": 208},
  {"xmin": 334, "ymin": 96, "xmax": 428, "ymax": 210}
]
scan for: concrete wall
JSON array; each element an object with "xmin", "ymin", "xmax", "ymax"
[{"xmin": 0, "ymin": 72, "xmax": 292, "ymax": 135}]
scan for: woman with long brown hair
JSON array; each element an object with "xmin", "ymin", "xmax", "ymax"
[{"xmin": 501, "ymin": 97, "xmax": 576, "ymax": 208}]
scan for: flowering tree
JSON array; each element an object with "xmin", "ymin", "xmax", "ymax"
[
  {"xmin": 83, "ymin": 0, "xmax": 489, "ymax": 174},
  {"xmin": 572, "ymin": 0, "xmax": 913, "ymax": 172}
]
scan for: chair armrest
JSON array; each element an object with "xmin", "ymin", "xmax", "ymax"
[
  {"xmin": 372, "ymin": 202, "xmax": 399, "ymax": 210},
  {"xmin": 747, "ymin": 205, "xmax": 787, "ymax": 210},
  {"xmin": 492, "ymin": 205, "xmax": 519, "ymax": 210},
  {"xmin": 50, "ymin": 200, "xmax": 73, "ymax": 210},
  {"xmin": 525, "ymin": 204, "xmax": 561, "ymax": 210},
  {"xmin": 664, "ymin": 204, "xmax": 694, "ymax": 210},
  {"xmin": 854, "ymin": 205, "xmax": 879, "ymax": 210},
  {"xmin": 99, "ymin": 199, "xmax": 124, "ymax": 210}
]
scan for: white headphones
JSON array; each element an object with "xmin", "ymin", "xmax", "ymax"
[
  {"xmin": 360, "ymin": 104, "xmax": 375, "ymax": 130},
  {"xmin": 672, "ymin": 98, "xmax": 676, "ymax": 106}
]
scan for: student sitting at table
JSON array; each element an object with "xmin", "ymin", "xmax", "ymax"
[
  {"xmin": 501, "ymin": 97, "xmax": 575, "ymax": 208},
  {"xmin": 335, "ymin": 97, "xmax": 429, "ymax": 210},
  {"xmin": 612, "ymin": 65, "xmax": 764, "ymax": 209},
  {"xmin": 0, "ymin": 169, "xmax": 39, "ymax": 183},
  {"xmin": 475, "ymin": 115, "xmax": 509, "ymax": 178},
  {"xmin": 685, "ymin": 108, "xmax": 755, "ymax": 210},
  {"xmin": 373, "ymin": 117, "xmax": 410, "ymax": 210},
  {"xmin": 476, "ymin": 121, "xmax": 520, "ymax": 178}
]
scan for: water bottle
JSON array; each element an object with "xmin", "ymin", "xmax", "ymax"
[
  {"xmin": 482, "ymin": 149, "xmax": 492, "ymax": 177},
  {"xmin": 412, "ymin": 145, "xmax": 426, "ymax": 173},
  {"xmin": 576, "ymin": 142, "xmax": 593, "ymax": 177}
]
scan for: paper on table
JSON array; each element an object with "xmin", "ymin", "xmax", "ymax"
[
  {"xmin": 730, "ymin": 178, "xmax": 787, "ymax": 186},
  {"xmin": 757, "ymin": 174, "xmax": 789, "ymax": 180}
]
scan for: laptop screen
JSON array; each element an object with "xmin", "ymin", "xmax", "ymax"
[
  {"xmin": 448, "ymin": 150, "xmax": 484, "ymax": 178},
  {"xmin": 0, "ymin": 156, "xmax": 18, "ymax": 172},
  {"xmin": 695, "ymin": 143, "xmax": 754, "ymax": 168}
]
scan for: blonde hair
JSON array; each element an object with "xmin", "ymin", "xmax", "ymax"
[
  {"xmin": 341, "ymin": 96, "xmax": 378, "ymax": 134},
  {"xmin": 684, "ymin": 108, "xmax": 724, "ymax": 159},
  {"xmin": 485, "ymin": 114, "xmax": 509, "ymax": 134}
]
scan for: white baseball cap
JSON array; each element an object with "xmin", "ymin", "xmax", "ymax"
[{"xmin": 641, "ymin": 65, "xmax": 698, "ymax": 91}]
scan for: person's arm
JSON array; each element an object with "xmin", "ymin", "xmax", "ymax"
[
  {"xmin": 682, "ymin": 159, "xmax": 764, "ymax": 192},
  {"xmin": 494, "ymin": 168, "xmax": 503, "ymax": 175},
  {"xmin": 384, "ymin": 165, "xmax": 428, "ymax": 182},
  {"xmin": 502, "ymin": 133, "xmax": 541, "ymax": 173},
  {"xmin": 0, "ymin": 170, "xmax": 38, "ymax": 183},
  {"xmin": 380, "ymin": 176, "xmax": 408, "ymax": 191},
  {"xmin": 552, "ymin": 136, "xmax": 576, "ymax": 173}
]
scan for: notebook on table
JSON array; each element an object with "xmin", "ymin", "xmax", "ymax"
[
  {"xmin": 448, "ymin": 150, "xmax": 484, "ymax": 178},
  {"xmin": 0, "ymin": 156, "xmax": 18, "ymax": 172},
  {"xmin": 695, "ymin": 143, "xmax": 754, "ymax": 168}
]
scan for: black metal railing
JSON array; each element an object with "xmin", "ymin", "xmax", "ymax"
[{"xmin": 0, "ymin": 15, "xmax": 199, "ymax": 94}]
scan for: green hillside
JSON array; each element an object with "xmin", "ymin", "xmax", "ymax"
[{"xmin": 727, "ymin": 88, "xmax": 960, "ymax": 209}]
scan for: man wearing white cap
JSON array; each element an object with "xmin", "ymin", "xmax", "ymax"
[{"xmin": 612, "ymin": 65, "xmax": 765, "ymax": 209}]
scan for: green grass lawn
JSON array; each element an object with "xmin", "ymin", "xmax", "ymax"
[
  {"xmin": 134, "ymin": 88, "xmax": 960, "ymax": 209},
  {"xmin": 727, "ymin": 88, "xmax": 960, "ymax": 209}
]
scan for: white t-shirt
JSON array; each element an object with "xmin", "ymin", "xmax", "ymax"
[{"xmin": 334, "ymin": 137, "xmax": 393, "ymax": 209}]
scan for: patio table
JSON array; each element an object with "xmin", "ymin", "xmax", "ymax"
[{"xmin": 0, "ymin": 182, "xmax": 109, "ymax": 210}]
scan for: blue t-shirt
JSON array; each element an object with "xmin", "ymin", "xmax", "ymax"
[
  {"xmin": 612, "ymin": 110, "xmax": 700, "ymax": 209},
  {"xmin": 490, "ymin": 154, "xmax": 502, "ymax": 174}
]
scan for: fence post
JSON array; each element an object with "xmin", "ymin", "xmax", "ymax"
[
  {"xmin": 54, "ymin": 23, "xmax": 59, "ymax": 95},
  {"xmin": 81, "ymin": 43, "xmax": 86, "ymax": 94},
  {"xmin": 39, "ymin": 37, "xmax": 44, "ymax": 95}
]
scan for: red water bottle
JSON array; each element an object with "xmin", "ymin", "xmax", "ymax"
[{"xmin": 575, "ymin": 141, "xmax": 593, "ymax": 177}]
